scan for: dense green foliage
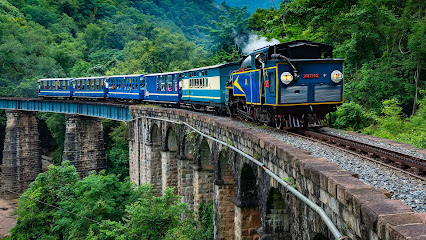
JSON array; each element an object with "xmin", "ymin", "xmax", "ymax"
[
  {"xmin": 362, "ymin": 95, "xmax": 426, "ymax": 148},
  {"xmin": 0, "ymin": 0, "xmax": 238, "ymax": 97},
  {"xmin": 8, "ymin": 161, "xmax": 213, "ymax": 240},
  {"xmin": 103, "ymin": 120, "xmax": 130, "ymax": 180}
]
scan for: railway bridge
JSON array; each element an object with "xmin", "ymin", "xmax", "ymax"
[{"xmin": 0, "ymin": 98, "xmax": 425, "ymax": 240}]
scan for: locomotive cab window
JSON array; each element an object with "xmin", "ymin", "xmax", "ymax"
[
  {"xmin": 268, "ymin": 72, "xmax": 275, "ymax": 94},
  {"xmin": 255, "ymin": 53, "xmax": 266, "ymax": 69}
]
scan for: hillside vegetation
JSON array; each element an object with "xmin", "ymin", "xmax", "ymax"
[{"xmin": 0, "ymin": 0, "xmax": 241, "ymax": 97}]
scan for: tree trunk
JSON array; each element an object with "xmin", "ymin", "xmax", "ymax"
[{"xmin": 411, "ymin": 61, "xmax": 421, "ymax": 115}]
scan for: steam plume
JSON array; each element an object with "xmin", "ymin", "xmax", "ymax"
[{"xmin": 242, "ymin": 34, "xmax": 280, "ymax": 54}]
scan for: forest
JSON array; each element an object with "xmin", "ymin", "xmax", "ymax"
[{"xmin": 0, "ymin": 0, "xmax": 425, "ymax": 239}]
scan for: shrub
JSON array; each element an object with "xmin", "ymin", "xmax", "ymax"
[{"xmin": 331, "ymin": 102, "xmax": 373, "ymax": 130}]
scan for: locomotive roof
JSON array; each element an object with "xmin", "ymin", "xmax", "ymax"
[
  {"xmin": 38, "ymin": 78, "xmax": 73, "ymax": 82},
  {"xmin": 253, "ymin": 40, "xmax": 333, "ymax": 53}
]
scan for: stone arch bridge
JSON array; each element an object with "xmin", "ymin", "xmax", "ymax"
[{"xmin": 0, "ymin": 98, "xmax": 425, "ymax": 240}]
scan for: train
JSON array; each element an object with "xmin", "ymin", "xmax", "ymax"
[{"xmin": 38, "ymin": 40, "xmax": 344, "ymax": 129}]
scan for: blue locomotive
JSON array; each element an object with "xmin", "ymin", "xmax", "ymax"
[
  {"xmin": 228, "ymin": 40, "xmax": 344, "ymax": 128},
  {"xmin": 38, "ymin": 40, "xmax": 344, "ymax": 128}
]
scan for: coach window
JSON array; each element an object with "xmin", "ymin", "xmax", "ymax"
[
  {"xmin": 141, "ymin": 77, "xmax": 146, "ymax": 89},
  {"xmin": 156, "ymin": 77, "xmax": 160, "ymax": 91}
]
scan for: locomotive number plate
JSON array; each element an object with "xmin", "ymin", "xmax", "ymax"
[{"xmin": 303, "ymin": 74, "xmax": 319, "ymax": 78}]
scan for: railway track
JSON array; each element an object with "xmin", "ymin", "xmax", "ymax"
[{"xmin": 288, "ymin": 129, "xmax": 426, "ymax": 181}]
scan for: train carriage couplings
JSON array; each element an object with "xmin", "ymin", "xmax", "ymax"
[
  {"xmin": 72, "ymin": 76, "xmax": 107, "ymax": 99},
  {"xmin": 38, "ymin": 78, "xmax": 73, "ymax": 98},
  {"xmin": 227, "ymin": 40, "xmax": 344, "ymax": 128},
  {"xmin": 107, "ymin": 74, "xmax": 145, "ymax": 101},
  {"xmin": 182, "ymin": 63, "xmax": 240, "ymax": 113}
]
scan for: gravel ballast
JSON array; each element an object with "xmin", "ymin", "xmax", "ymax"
[{"xmin": 213, "ymin": 116, "xmax": 426, "ymax": 213}]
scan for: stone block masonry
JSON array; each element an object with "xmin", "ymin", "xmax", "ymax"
[
  {"xmin": 128, "ymin": 106, "xmax": 426, "ymax": 240},
  {"xmin": 63, "ymin": 115, "xmax": 106, "ymax": 177},
  {"xmin": 0, "ymin": 110, "xmax": 41, "ymax": 198}
]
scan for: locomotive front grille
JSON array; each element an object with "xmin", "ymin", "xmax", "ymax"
[
  {"xmin": 280, "ymin": 86, "xmax": 308, "ymax": 104},
  {"xmin": 314, "ymin": 85, "xmax": 342, "ymax": 102}
]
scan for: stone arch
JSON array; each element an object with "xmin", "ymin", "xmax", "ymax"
[
  {"xmin": 166, "ymin": 127, "xmax": 178, "ymax": 152},
  {"xmin": 184, "ymin": 127, "xmax": 198, "ymax": 160},
  {"xmin": 240, "ymin": 163, "xmax": 258, "ymax": 203},
  {"xmin": 151, "ymin": 123, "xmax": 161, "ymax": 146},
  {"xmin": 233, "ymin": 162, "xmax": 260, "ymax": 239},
  {"xmin": 264, "ymin": 187, "xmax": 290, "ymax": 237},
  {"xmin": 199, "ymin": 138, "xmax": 212, "ymax": 169},
  {"xmin": 218, "ymin": 149, "xmax": 233, "ymax": 184}
]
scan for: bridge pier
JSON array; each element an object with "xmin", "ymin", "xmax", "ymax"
[
  {"xmin": 0, "ymin": 110, "xmax": 41, "ymax": 198},
  {"xmin": 63, "ymin": 115, "xmax": 106, "ymax": 177},
  {"xmin": 213, "ymin": 149, "xmax": 236, "ymax": 240}
]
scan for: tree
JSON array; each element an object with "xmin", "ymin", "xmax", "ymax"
[
  {"xmin": 9, "ymin": 161, "xmax": 80, "ymax": 240},
  {"xmin": 54, "ymin": 171, "xmax": 140, "ymax": 239}
]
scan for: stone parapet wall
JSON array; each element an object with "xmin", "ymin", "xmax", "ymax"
[{"xmin": 129, "ymin": 106, "xmax": 426, "ymax": 240}]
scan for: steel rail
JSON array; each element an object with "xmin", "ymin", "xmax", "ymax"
[
  {"xmin": 289, "ymin": 130, "xmax": 426, "ymax": 181},
  {"xmin": 129, "ymin": 115, "xmax": 347, "ymax": 240}
]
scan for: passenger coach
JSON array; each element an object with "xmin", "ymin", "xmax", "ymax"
[
  {"xmin": 38, "ymin": 78, "xmax": 73, "ymax": 98},
  {"xmin": 107, "ymin": 74, "xmax": 145, "ymax": 101},
  {"xmin": 72, "ymin": 76, "xmax": 107, "ymax": 99},
  {"xmin": 181, "ymin": 63, "xmax": 239, "ymax": 112},
  {"xmin": 144, "ymin": 71, "xmax": 181, "ymax": 104}
]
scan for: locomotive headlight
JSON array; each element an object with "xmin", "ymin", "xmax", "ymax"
[
  {"xmin": 331, "ymin": 70, "xmax": 343, "ymax": 83},
  {"xmin": 280, "ymin": 72, "xmax": 293, "ymax": 85}
]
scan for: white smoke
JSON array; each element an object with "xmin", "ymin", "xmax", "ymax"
[{"xmin": 242, "ymin": 34, "xmax": 280, "ymax": 54}]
